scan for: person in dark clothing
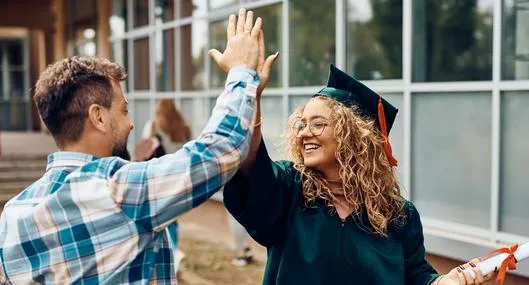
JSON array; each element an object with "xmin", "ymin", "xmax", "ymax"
[{"xmin": 223, "ymin": 64, "xmax": 495, "ymax": 285}]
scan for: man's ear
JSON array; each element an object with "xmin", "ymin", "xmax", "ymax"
[{"xmin": 87, "ymin": 104, "xmax": 111, "ymax": 134}]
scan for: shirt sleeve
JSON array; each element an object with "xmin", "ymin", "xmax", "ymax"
[
  {"xmin": 223, "ymin": 139, "xmax": 300, "ymax": 247},
  {"xmin": 402, "ymin": 201, "xmax": 440, "ymax": 285},
  {"xmin": 109, "ymin": 66, "xmax": 259, "ymax": 231}
]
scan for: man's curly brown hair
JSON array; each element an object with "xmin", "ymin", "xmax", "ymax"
[{"xmin": 34, "ymin": 56, "xmax": 127, "ymax": 146}]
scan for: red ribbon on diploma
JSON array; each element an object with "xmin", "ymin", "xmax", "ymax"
[{"xmin": 482, "ymin": 243, "xmax": 519, "ymax": 285}]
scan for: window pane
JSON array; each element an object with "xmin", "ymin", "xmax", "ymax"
[
  {"xmin": 288, "ymin": 95, "xmax": 311, "ymax": 114},
  {"xmin": 209, "ymin": 0, "xmax": 240, "ymax": 9},
  {"xmin": 133, "ymin": 38, "xmax": 150, "ymax": 90},
  {"xmin": 8, "ymin": 72, "xmax": 24, "ymax": 97},
  {"xmin": 500, "ymin": 91, "xmax": 529, "ymax": 236},
  {"xmin": 110, "ymin": 0, "xmax": 127, "ymax": 37},
  {"xmin": 181, "ymin": 98, "xmax": 210, "ymax": 137},
  {"xmin": 412, "ymin": 0, "xmax": 493, "ymax": 82},
  {"xmin": 133, "ymin": 0, "xmax": 149, "ymax": 28},
  {"xmin": 347, "ymin": 0, "xmax": 402, "ymax": 80},
  {"xmin": 112, "ymin": 40, "xmax": 128, "ymax": 92},
  {"xmin": 155, "ymin": 29, "xmax": 176, "ymax": 91},
  {"xmin": 412, "ymin": 92, "xmax": 491, "ymax": 228},
  {"xmin": 179, "ymin": 0, "xmax": 207, "ymax": 18},
  {"xmin": 155, "ymin": 0, "xmax": 175, "ymax": 22},
  {"xmin": 209, "ymin": 4, "xmax": 282, "ymax": 88},
  {"xmin": 261, "ymin": 96, "xmax": 285, "ymax": 160},
  {"xmin": 133, "ymin": 99, "xmax": 151, "ymax": 146},
  {"xmin": 502, "ymin": 1, "xmax": 529, "ymax": 80},
  {"xmin": 0, "ymin": 100, "xmax": 27, "ymax": 131},
  {"xmin": 180, "ymin": 22, "xmax": 206, "ymax": 90},
  {"xmin": 6, "ymin": 41, "xmax": 23, "ymax": 66},
  {"xmin": 290, "ymin": 0, "xmax": 335, "ymax": 86}
]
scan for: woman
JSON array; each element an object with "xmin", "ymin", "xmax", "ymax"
[
  {"xmin": 140, "ymin": 99, "xmax": 192, "ymax": 158},
  {"xmin": 222, "ymin": 64, "xmax": 493, "ymax": 285}
]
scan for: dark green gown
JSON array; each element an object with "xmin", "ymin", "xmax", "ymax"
[{"xmin": 223, "ymin": 140, "xmax": 440, "ymax": 285}]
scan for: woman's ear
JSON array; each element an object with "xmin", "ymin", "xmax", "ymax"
[{"xmin": 87, "ymin": 104, "xmax": 111, "ymax": 134}]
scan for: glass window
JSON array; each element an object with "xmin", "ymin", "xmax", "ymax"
[
  {"xmin": 180, "ymin": 22, "xmax": 206, "ymax": 90},
  {"xmin": 412, "ymin": 0, "xmax": 493, "ymax": 82},
  {"xmin": 133, "ymin": 37, "xmax": 150, "ymax": 90},
  {"xmin": 209, "ymin": 0, "xmax": 241, "ymax": 10},
  {"xmin": 347, "ymin": 0, "xmax": 402, "ymax": 80},
  {"xmin": 500, "ymin": 91, "xmax": 529, "ymax": 236},
  {"xmin": 8, "ymin": 72, "xmax": 24, "ymax": 97},
  {"xmin": 6, "ymin": 41, "xmax": 23, "ymax": 66},
  {"xmin": 155, "ymin": 0, "xmax": 175, "ymax": 22},
  {"xmin": 209, "ymin": 4, "xmax": 282, "ymax": 88},
  {"xmin": 110, "ymin": 0, "xmax": 127, "ymax": 37},
  {"xmin": 132, "ymin": 99, "xmax": 152, "ymax": 145},
  {"xmin": 181, "ymin": 98, "xmax": 210, "ymax": 137},
  {"xmin": 288, "ymin": 95, "xmax": 311, "ymax": 114},
  {"xmin": 502, "ymin": 0, "xmax": 529, "ymax": 80},
  {"xmin": 261, "ymin": 96, "xmax": 285, "ymax": 160},
  {"xmin": 112, "ymin": 40, "xmax": 128, "ymax": 92},
  {"xmin": 65, "ymin": 0, "xmax": 97, "ymax": 57},
  {"xmin": 155, "ymin": 29, "xmax": 176, "ymax": 91},
  {"xmin": 179, "ymin": 0, "xmax": 207, "ymax": 18},
  {"xmin": 411, "ymin": 92, "xmax": 491, "ymax": 228},
  {"xmin": 133, "ymin": 0, "xmax": 149, "ymax": 28},
  {"xmin": 290, "ymin": 0, "xmax": 335, "ymax": 86}
]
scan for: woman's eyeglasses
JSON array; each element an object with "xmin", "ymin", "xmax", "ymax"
[{"xmin": 292, "ymin": 119, "xmax": 328, "ymax": 136}]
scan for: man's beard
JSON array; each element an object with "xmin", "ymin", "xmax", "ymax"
[{"xmin": 112, "ymin": 142, "xmax": 131, "ymax": 160}]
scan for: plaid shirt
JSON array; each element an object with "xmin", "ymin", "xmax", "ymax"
[{"xmin": 0, "ymin": 67, "xmax": 259, "ymax": 284}]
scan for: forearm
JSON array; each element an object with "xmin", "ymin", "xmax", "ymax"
[{"xmin": 241, "ymin": 96, "xmax": 262, "ymax": 173}]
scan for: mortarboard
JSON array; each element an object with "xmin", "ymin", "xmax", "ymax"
[{"xmin": 314, "ymin": 64, "xmax": 399, "ymax": 166}]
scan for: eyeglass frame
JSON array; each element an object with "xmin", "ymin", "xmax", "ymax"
[{"xmin": 292, "ymin": 118, "xmax": 329, "ymax": 137}]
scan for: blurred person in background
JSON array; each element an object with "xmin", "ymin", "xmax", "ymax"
[{"xmin": 0, "ymin": 8, "xmax": 263, "ymax": 284}]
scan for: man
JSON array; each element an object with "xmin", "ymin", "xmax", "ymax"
[{"xmin": 0, "ymin": 9, "xmax": 270, "ymax": 284}]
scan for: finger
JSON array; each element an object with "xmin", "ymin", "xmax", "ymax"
[
  {"xmin": 251, "ymin": 17, "xmax": 262, "ymax": 38},
  {"xmin": 262, "ymin": 52, "xmax": 279, "ymax": 75},
  {"xmin": 457, "ymin": 268, "xmax": 466, "ymax": 284},
  {"xmin": 462, "ymin": 269, "xmax": 475, "ymax": 284},
  {"xmin": 473, "ymin": 268, "xmax": 485, "ymax": 283},
  {"xmin": 257, "ymin": 30, "xmax": 265, "ymax": 71},
  {"xmin": 227, "ymin": 14, "xmax": 236, "ymax": 39},
  {"xmin": 244, "ymin": 10, "xmax": 254, "ymax": 33},
  {"xmin": 236, "ymin": 8, "xmax": 246, "ymax": 35},
  {"xmin": 208, "ymin": 49, "xmax": 223, "ymax": 64}
]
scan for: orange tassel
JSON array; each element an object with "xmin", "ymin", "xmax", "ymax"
[{"xmin": 377, "ymin": 97, "xmax": 398, "ymax": 167}]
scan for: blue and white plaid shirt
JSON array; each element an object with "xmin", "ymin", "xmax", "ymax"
[{"xmin": 0, "ymin": 67, "xmax": 259, "ymax": 284}]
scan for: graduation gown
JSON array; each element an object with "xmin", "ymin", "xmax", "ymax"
[{"xmin": 223, "ymin": 140, "xmax": 440, "ymax": 285}]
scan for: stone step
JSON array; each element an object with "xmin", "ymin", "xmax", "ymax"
[
  {"xmin": 0, "ymin": 181, "xmax": 33, "ymax": 200},
  {"xmin": 0, "ymin": 154, "xmax": 48, "ymax": 162},
  {"xmin": 0, "ymin": 160, "xmax": 46, "ymax": 172},
  {"xmin": 0, "ymin": 170, "xmax": 43, "ymax": 182}
]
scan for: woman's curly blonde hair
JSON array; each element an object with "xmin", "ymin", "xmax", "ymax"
[{"xmin": 284, "ymin": 96, "xmax": 405, "ymax": 237}]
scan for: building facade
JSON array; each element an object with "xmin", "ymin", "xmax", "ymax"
[{"xmin": 1, "ymin": 0, "xmax": 529, "ymax": 280}]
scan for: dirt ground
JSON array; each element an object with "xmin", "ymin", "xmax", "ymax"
[{"xmin": 178, "ymin": 237, "xmax": 264, "ymax": 285}]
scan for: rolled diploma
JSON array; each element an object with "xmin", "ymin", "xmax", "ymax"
[{"xmin": 476, "ymin": 243, "xmax": 529, "ymax": 275}]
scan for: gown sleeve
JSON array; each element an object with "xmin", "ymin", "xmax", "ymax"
[
  {"xmin": 223, "ymin": 139, "xmax": 300, "ymax": 247},
  {"xmin": 402, "ymin": 201, "xmax": 441, "ymax": 285}
]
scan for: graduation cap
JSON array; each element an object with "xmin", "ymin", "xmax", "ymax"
[{"xmin": 314, "ymin": 64, "xmax": 399, "ymax": 166}]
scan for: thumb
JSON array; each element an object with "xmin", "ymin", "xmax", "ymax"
[
  {"xmin": 262, "ymin": 52, "xmax": 279, "ymax": 76},
  {"xmin": 208, "ymin": 49, "xmax": 223, "ymax": 65}
]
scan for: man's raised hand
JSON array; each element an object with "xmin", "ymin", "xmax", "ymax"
[{"xmin": 209, "ymin": 8, "xmax": 261, "ymax": 72}]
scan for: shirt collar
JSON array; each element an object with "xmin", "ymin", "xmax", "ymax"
[{"xmin": 46, "ymin": 151, "xmax": 99, "ymax": 171}]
